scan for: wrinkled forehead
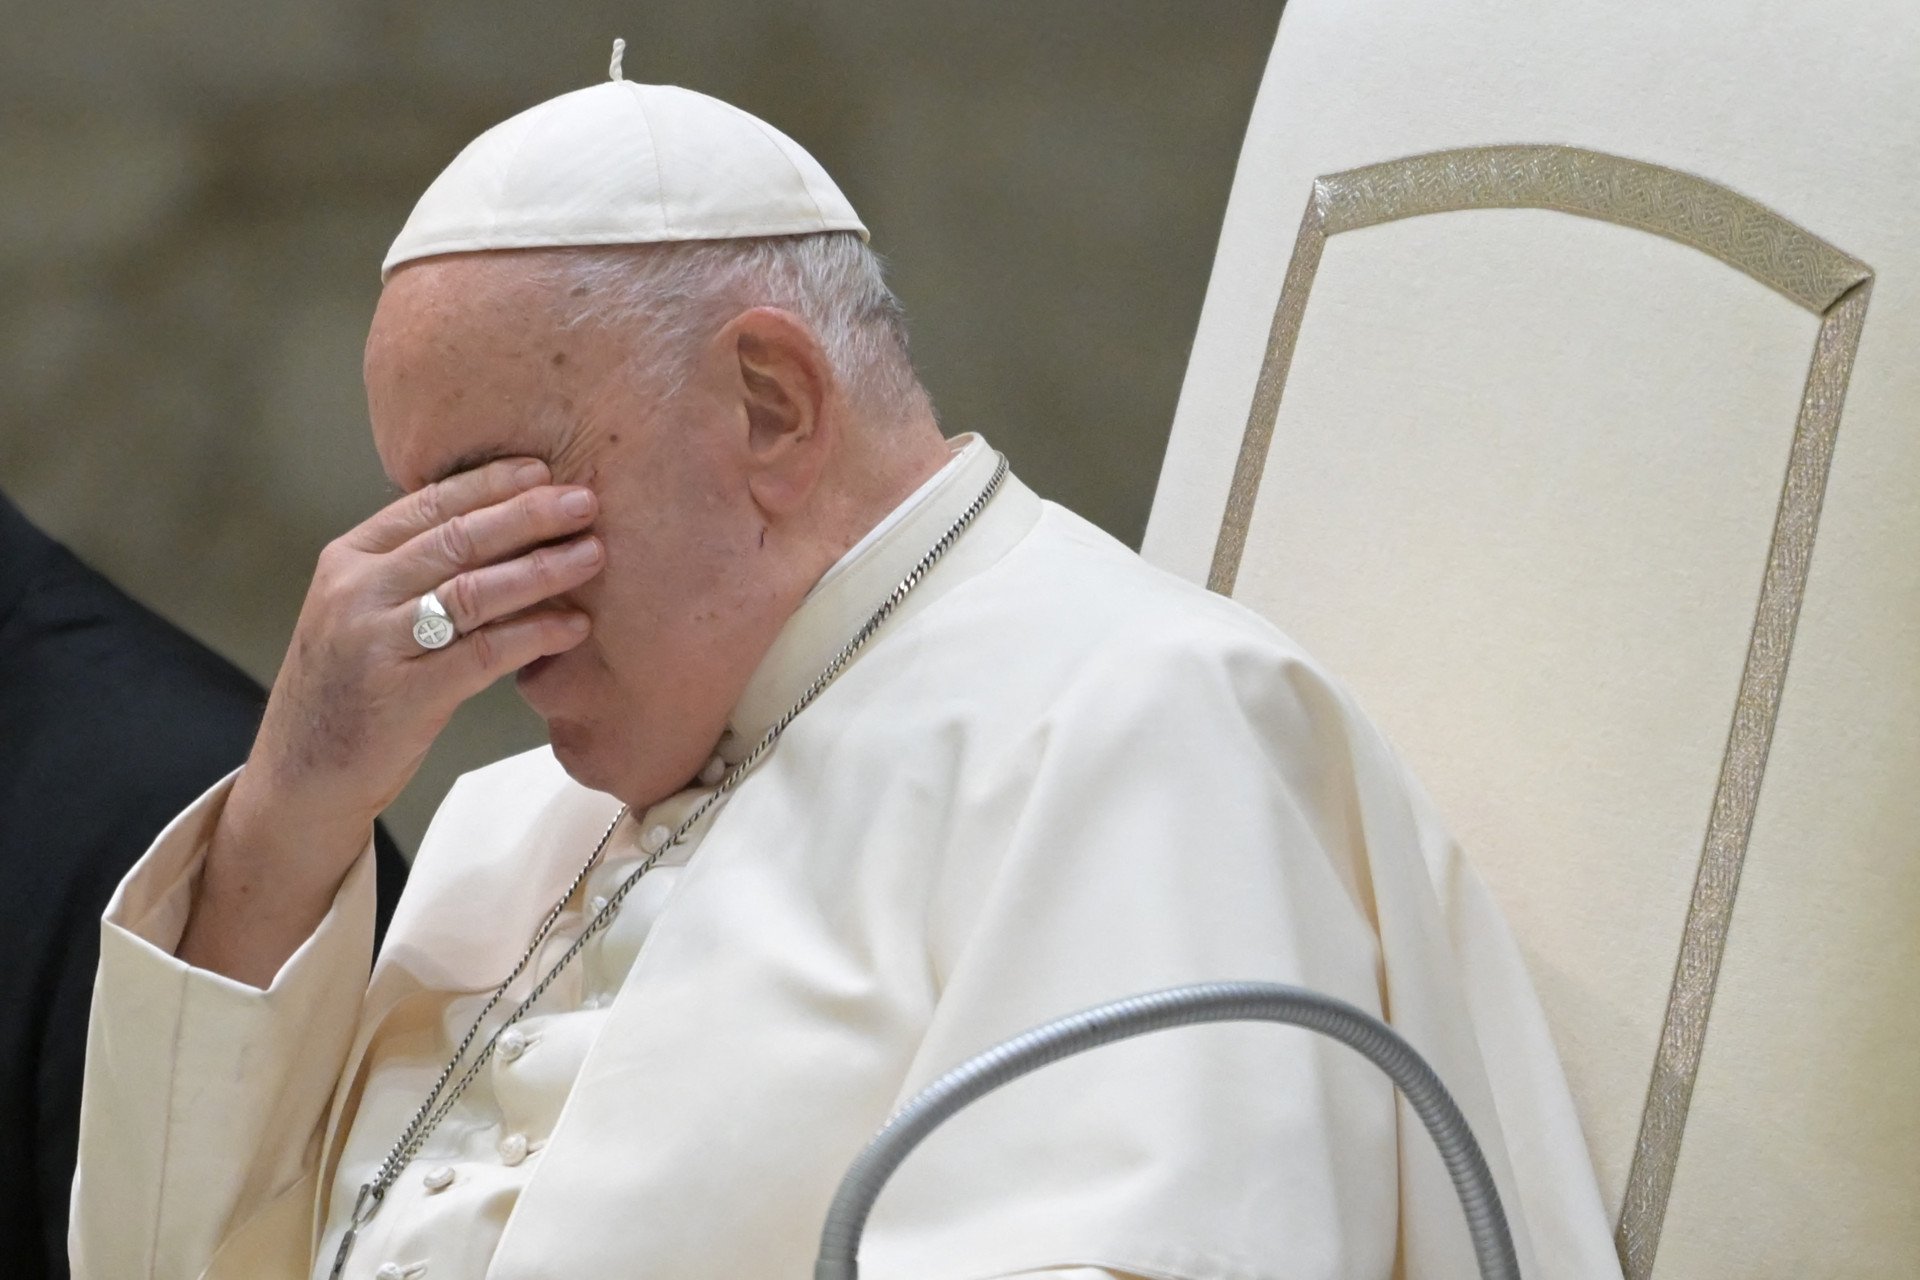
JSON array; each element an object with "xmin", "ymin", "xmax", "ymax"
[
  {"xmin": 366, "ymin": 253, "xmax": 568, "ymax": 375},
  {"xmin": 365, "ymin": 256, "xmax": 580, "ymax": 490}
]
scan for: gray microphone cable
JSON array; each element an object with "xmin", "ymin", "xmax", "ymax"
[{"xmin": 815, "ymin": 981, "xmax": 1521, "ymax": 1280}]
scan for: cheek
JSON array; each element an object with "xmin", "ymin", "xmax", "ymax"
[
  {"xmin": 575, "ymin": 464, "xmax": 755, "ymax": 661},
  {"xmin": 572, "ymin": 532, "xmax": 680, "ymax": 659}
]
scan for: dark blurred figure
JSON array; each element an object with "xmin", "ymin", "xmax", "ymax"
[{"xmin": 0, "ymin": 491, "xmax": 409, "ymax": 1279}]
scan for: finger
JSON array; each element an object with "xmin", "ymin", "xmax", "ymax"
[
  {"xmin": 437, "ymin": 535, "xmax": 604, "ymax": 634},
  {"xmin": 351, "ymin": 456, "xmax": 550, "ymax": 554},
  {"xmin": 440, "ymin": 609, "xmax": 592, "ymax": 699},
  {"xmin": 388, "ymin": 483, "xmax": 598, "ymax": 590}
]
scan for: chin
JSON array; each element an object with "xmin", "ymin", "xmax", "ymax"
[
  {"xmin": 546, "ymin": 719, "xmax": 621, "ymax": 795},
  {"xmin": 520, "ymin": 655, "xmax": 617, "ymax": 790}
]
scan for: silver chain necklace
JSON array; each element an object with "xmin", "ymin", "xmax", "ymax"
[{"xmin": 329, "ymin": 455, "xmax": 1008, "ymax": 1279}]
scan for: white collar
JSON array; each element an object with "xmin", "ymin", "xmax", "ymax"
[
  {"xmin": 717, "ymin": 434, "xmax": 1028, "ymax": 761},
  {"xmin": 805, "ymin": 444, "xmax": 965, "ymax": 601}
]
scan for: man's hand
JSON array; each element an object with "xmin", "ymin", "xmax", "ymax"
[{"xmin": 179, "ymin": 457, "xmax": 602, "ymax": 986}]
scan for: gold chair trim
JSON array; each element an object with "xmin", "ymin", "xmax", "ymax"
[{"xmin": 1205, "ymin": 143, "xmax": 1873, "ymax": 1278}]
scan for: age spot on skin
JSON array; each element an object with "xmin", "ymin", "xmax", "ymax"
[{"xmin": 551, "ymin": 351, "xmax": 567, "ymax": 366}]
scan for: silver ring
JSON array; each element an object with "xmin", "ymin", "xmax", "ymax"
[{"xmin": 412, "ymin": 589, "xmax": 458, "ymax": 651}]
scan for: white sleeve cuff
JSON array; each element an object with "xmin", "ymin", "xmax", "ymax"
[{"xmin": 72, "ymin": 768, "xmax": 377, "ymax": 1279}]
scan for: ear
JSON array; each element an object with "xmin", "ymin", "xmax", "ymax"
[{"xmin": 727, "ymin": 306, "xmax": 833, "ymax": 517}]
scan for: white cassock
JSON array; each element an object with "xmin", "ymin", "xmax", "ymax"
[{"xmin": 71, "ymin": 435, "xmax": 1621, "ymax": 1280}]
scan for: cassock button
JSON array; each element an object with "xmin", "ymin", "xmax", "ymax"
[
  {"xmin": 422, "ymin": 1165, "xmax": 455, "ymax": 1193},
  {"xmin": 498, "ymin": 1132, "xmax": 530, "ymax": 1166},
  {"xmin": 698, "ymin": 755, "xmax": 727, "ymax": 786},
  {"xmin": 588, "ymin": 894, "xmax": 609, "ymax": 916},
  {"xmin": 642, "ymin": 824, "xmax": 672, "ymax": 854},
  {"xmin": 496, "ymin": 1028, "xmax": 528, "ymax": 1062}
]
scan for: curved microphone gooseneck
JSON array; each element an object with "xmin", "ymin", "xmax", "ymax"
[{"xmin": 814, "ymin": 981, "xmax": 1522, "ymax": 1280}]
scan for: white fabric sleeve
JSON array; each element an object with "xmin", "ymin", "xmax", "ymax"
[
  {"xmin": 859, "ymin": 632, "xmax": 1404, "ymax": 1280},
  {"xmin": 68, "ymin": 770, "xmax": 376, "ymax": 1280}
]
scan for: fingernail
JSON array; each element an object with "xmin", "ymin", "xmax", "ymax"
[
  {"xmin": 560, "ymin": 489, "xmax": 593, "ymax": 517},
  {"xmin": 514, "ymin": 461, "xmax": 547, "ymax": 488},
  {"xmin": 566, "ymin": 614, "xmax": 590, "ymax": 633},
  {"xmin": 561, "ymin": 537, "xmax": 602, "ymax": 565}
]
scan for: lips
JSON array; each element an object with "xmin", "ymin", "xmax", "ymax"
[{"xmin": 516, "ymin": 652, "xmax": 567, "ymax": 702}]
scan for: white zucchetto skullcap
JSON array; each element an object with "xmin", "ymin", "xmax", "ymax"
[{"xmin": 382, "ymin": 40, "xmax": 867, "ymax": 280}]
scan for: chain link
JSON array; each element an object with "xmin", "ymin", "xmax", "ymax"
[{"xmin": 329, "ymin": 455, "xmax": 1007, "ymax": 1279}]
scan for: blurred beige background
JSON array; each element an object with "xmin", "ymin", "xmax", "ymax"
[{"xmin": 0, "ymin": 1, "xmax": 1283, "ymax": 849}]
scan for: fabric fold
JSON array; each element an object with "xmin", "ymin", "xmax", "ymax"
[{"xmin": 70, "ymin": 772, "xmax": 376, "ymax": 1280}]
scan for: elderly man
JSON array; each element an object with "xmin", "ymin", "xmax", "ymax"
[{"xmin": 71, "ymin": 64, "xmax": 1619, "ymax": 1280}]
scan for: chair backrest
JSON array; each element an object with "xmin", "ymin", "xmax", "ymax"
[{"xmin": 1142, "ymin": 3, "xmax": 1919, "ymax": 1276}]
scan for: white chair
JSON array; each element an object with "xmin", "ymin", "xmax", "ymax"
[{"xmin": 1143, "ymin": 3, "xmax": 1919, "ymax": 1275}]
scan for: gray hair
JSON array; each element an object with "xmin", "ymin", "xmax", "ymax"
[{"xmin": 540, "ymin": 231, "xmax": 927, "ymax": 416}]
